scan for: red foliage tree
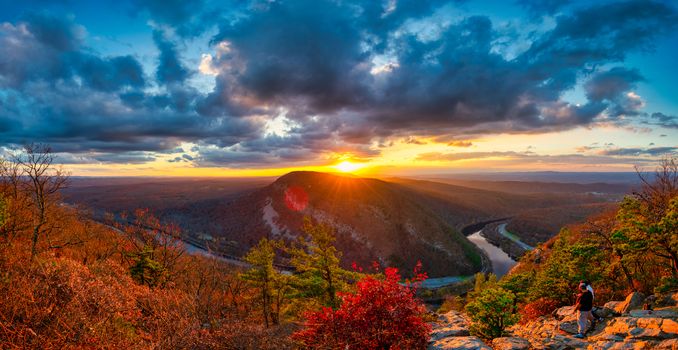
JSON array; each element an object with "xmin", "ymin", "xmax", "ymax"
[
  {"xmin": 519, "ymin": 297, "xmax": 560, "ymax": 323},
  {"xmin": 293, "ymin": 265, "xmax": 431, "ymax": 349}
]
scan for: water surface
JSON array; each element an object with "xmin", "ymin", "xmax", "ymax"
[{"xmin": 467, "ymin": 230, "xmax": 516, "ymax": 277}]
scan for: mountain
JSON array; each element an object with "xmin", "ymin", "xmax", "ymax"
[
  {"xmin": 63, "ymin": 171, "xmax": 625, "ymax": 278},
  {"xmin": 386, "ymin": 177, "xmax": 614, "ymax": 233},
  {"xmin": 182, "ymin": 171, "xmax": 486, "ymax": 277}
]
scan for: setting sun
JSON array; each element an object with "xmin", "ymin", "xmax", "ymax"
[{"xmin": 333, "ymin": 161, "xmax": 365, "ymax": 173}]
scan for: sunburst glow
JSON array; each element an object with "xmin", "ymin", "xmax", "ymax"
[{"xmin": 333, "ymin": 161, "xmax": 365, "ymax": 173}]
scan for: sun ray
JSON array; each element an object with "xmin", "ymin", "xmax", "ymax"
[{"xmin": 333, "ymin": 161, "xmax": 365, "ymax": 173}]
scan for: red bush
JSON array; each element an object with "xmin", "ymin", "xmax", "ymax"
[
  {"xmin": 519, "ymin": 297, "xmax": 560, "ymax": 323},
  {"xmin": 293, "ymin": 266, "xmax": 431, "ymax": 349}
]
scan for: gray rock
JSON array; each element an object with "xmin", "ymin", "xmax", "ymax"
[
  {"xmin": 428, "ymin": 336, "xmax": 491, "ymax": 350},
  {"xmin": 558, "ymin": 320, "xmax": 579, "ymax": 334},
  {"xmin": 491, "ymin": 337, "xmax": 531, "ymax": 350},
  {"xmin": 429, "ymin": 311, "xmax": 470, "ymax": 341},
  {"xmin": 554, "ymin": 306, "xmax": 576, "ymax": 320},
  {"xmin": 528, "ymin": 334, "xmax": 588, "ymax": 350},
  {"xmin": 617, "ymin": 292, "xmax": 646, "ymax": 314},
  {"xmin": 595, "ymin": 307, "xmax": 618, "ymax": 318},
  {"xmin": 628, "ymin": 309, "xmax": 678, "ymax": 319}
]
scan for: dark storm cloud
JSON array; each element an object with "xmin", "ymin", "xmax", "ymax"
[
  {"xmin": 0, "ymin": 13, "xmax": 145, "ymax": 91},
  {"xmin": 0, "ymin": 12, "xmax": 260, "ymax": 162},
  {"xmin": 1, "ymin": 0, "xmax": 677, "ymax": 166},
  {"xmin": 585, "ymin": 68, "xmax": 644, "ymax": 102},
  {"xmin": 208, "ymin": 0, "xmax": 372, "ymax": 114},
  {"xmin": 583, "ymin": 67, "xmax": 646, "ymax": 117},
  {"xmin": 153, "ymin": 30, "xmax": 190, "ymax": 84},
  {"xmin": 204, "ymin": 0, "xmax": 676, "ymax": 144},
  {"xmin": 23, "ymin": 12, "xmax": 84, "ymax": 51},
  {"xmin": 77, "ymin": 55, "xmax": 145, "ymax": 92}
]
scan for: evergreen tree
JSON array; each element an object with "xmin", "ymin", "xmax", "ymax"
[
  {"xmin": 465, "ymin": 287, "xmax": 519, "ymax": 340},
  {"xmin": 241, "ymin": 238, "xmax": 292, "ymax": 327},
  {"xmin": 129, "ymin": 245, "xmax": 164, "ymax": 287},
  {"xmin": 288, "ymin": 217, "xmax": 356, "ymax": 309}
]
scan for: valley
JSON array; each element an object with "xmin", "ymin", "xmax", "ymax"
[{"xmin": 63, "ymin": 171, "xmax": 629, "ymax": 283}]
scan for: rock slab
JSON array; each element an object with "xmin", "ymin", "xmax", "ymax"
[
  {"xmin": 428, "ymin": 336, "xmax": 491, "ymax": 350},
  {"xmin": 491, "ymin": 337, "xmax": 531, "ymax": 350},
  {"xmin": 429, "ymin": 310, "xmax": 470, "ymax": 341}
]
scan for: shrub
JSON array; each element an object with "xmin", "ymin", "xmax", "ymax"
[
  {"xmin": 293, "ymin": 267, "xmax": 430, "ymax": 349},
  {"xmin": 438, "ymin": 295, "xmax": 465, "ymax": 314},
  {"xmin": 519, "ymin": 297, "xmax": 560, "ymax": 323},
  {"xmin": 465, "ymin": 287, "xmax": 519, "ymax": 340}
]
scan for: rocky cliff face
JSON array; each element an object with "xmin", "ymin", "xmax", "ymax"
[{"xmin": 429, "ymin": 292, "xmax": 678, "ymax": 350}]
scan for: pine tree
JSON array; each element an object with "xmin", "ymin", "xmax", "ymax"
[
  {"xmin": 288, "ymin": 217, "xmax": 356, "ymax": 309},
  {"xmin": 129, "ymin": 245, "xmax": 164, "ymax": 287},
  {"xmin": 241, "ymin": 238, "xmax": 292, "ymax": 327}
]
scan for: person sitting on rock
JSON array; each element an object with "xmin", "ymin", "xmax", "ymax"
[{"xmin": 574, "ymin": 282, "xmax": 595, "ymax": 338}]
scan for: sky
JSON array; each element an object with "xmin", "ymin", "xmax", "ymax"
[{"xmin": 0, "ymin": 0, "xmax": 676, "ymax": 177}]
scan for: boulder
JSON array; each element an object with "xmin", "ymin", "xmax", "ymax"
[
  {"xmin": 554, "ymin": 306, "xmax": 576, "ymax": 320},
  {"xmin": 596, "ymin": 317, "xmax": 677, "ymax": 340},
  {"xmin": 616, "ymin": 293, "xmax": 646, "ymax": 314},
  {"xmin": 527, "ymin": 334, "xmax": 588, "ymax": 350},
  {"xmin": 429, "ymin": 310, "xmax": 470, "ymax": 341},
  {"xmin": 559, "ymin": 320, "xmax": 579, "ymax": 334},
  {"xmin": 428, "ymin": 336, "xmax": 491, "ymax": 350},
  {"xmin": 628, "ymin": 309, "xmax": 678, "ymax": 319},
  {"xmin": 491, "ymin": 337, "xmax": 530, "ymax": 350},
  {"xmin": 595, "ymin": 306, "xmax": 619, "ymax": 318},
  {"xmin": 604, "ymin": 301, "xmax": 623, "ymax": 313}
]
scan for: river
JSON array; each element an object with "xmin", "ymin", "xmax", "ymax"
[
  {"xmin": 108, "ymin": 218, "xmax": 519, "ymax": 288},
  {"xmin": 467, "ymin": 230, "xmax": 517, "ymax": 277},
  {"xmin": 420, "ymin": 229, "xmax": 517, "ymax": 289},
  {"xmin": 183, "ymin": 226, "xmax": 519, "ymax": 288}
]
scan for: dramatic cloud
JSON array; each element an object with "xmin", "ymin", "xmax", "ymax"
[
  {"xmin": 0, "ymin": 13, "xmax": 258, "ymax": 158},
  {"xmin": 0, "ymin": 0, "xmax": 676, "ymax": 167},
  {"xmin": 153, "ymin": 30, "xmax": 191, "ymax": 85}
]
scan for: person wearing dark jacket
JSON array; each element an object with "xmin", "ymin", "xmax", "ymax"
[{"xmin": 574, "ymin": 282, "xmax": 595, "ymax": 338}]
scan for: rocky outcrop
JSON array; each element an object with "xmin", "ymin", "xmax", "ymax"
[
  {"xmin": 614, "ymin": 292, "xmax": 646, "ymax": 315},
  {"xmin": 430, "ymin": 310, "xmax": 470, "ymax": 342},
  {"xmin": 491, "ymin": 337, "xmax": 531, "ymax": 350},
  {"xmin": 429, "ymin": 292, "xmax": 678, "ymax": 350},
  {"xmin": 429, "ymin": 336, "xmax": 491, "ymax": 350}
]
